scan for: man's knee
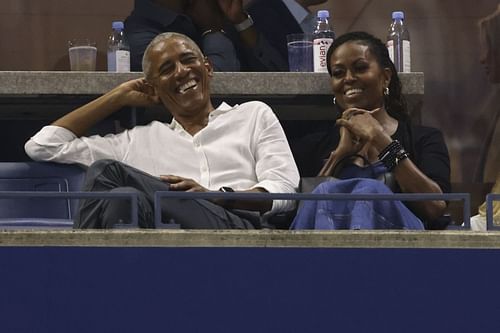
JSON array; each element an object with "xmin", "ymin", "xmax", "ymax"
[
  {"xmin": 88, "ymin": 159, "xmax": 124, "ymax": 176},
  {"xmin": 84, "ymin": 159, "xmax": 127, "ymax": 188},
  {"xmin": 102, "ymin": 186, "xmax": 154, "ymax": 228}
]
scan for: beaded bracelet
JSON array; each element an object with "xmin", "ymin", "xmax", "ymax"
[{"xmin": 378, "ymin": 140, "xmax": 409, "ymax": 171}]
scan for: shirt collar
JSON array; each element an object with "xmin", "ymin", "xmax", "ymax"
[
  {"xmin": 282, "ymin": 0, "xmax": 311, "ymax": 25},
  {"xmin": 168, "ymin": 102, "xmax": 235, "ymax": 131}
]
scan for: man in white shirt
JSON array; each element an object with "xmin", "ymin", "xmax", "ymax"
[{"xmin": 25, "ymin": 32, "xmax": 299, "ymax": 229}]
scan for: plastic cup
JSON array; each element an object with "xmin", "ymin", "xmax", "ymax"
[
  {"xmin": 68, "ymin": 39, "xmax": 97, "ymax": 71},
  {"xmin": 286, "ymin": 33, "xmax": 313, "ymax": 72}
]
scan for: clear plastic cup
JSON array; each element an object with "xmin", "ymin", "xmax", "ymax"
[
  {"xmin": 286, "ymin": 33, "xmax": 314, "ymax": 72},
  {"xmin": 68, "ymin": 39, "xmax": 97, "ymax": 71}
]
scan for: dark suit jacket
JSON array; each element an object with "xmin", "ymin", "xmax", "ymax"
[
  {"xmin": 247, "ymin": 0, "xmax": 303, "ymax": 66},
  {"xmin": 125, "ymin": 0, "xmax": 287, "ymax": 71}
]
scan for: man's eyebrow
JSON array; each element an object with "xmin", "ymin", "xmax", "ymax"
[
  {"xmin": 158, "ymin": 51, "xmax": 199, "ymax": 72},
  {"xmin": 180, "ymin": 50, "xmax": 198, "ymax": 58}
]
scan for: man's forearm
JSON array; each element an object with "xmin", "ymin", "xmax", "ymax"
[
  {"xmin": 216, "ymin": 187, "xmax": 273, "ymax": 214},
  {"xmin": 52, "ymin": 88, "xmax": 123, "ymax": 137}
]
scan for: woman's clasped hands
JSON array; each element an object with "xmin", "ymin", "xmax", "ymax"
[{"xmin": 335, "ymin": 107, "xmax": 385, "ymax": 154}]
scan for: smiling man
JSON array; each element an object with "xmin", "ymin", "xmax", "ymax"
[{"xmin": 25, "ymin": 32, "xmax": 299, "ymax": 229}]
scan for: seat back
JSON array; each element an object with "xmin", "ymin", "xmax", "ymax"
[{"xmin": 0, "ymin": 162, "xmax": 86, "ymax": 226}]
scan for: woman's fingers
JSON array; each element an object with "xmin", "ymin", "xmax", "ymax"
[{"xmin": 341, "ymin": 108, "xmax": 368, "ymax": 119}]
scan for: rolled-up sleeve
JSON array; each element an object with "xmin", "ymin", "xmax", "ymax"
[
  {"xmin": 25, "ymin": 126, "xmax": 130, "ymax": 166},
  {"xmin": 251, "ymin": 104, "xmax": 300, "ymax": 213}
]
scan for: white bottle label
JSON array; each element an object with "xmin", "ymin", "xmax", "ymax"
[
  {"xmin": 115, "ymin": 50, "xmax": 130, "ymax": 72},
  {"xmin": 402, "ymin": 40, "xmax": 411, "ymax": 72},
  {"xmin": 313, "ymin": 38, "xmax": 333, "ymax": 72},
  {"xmin": 386, "ymin": 40, "xmax": 411, "ymax": 72},
  {"xmin": 387, "ymin": 40, "xmax": 395, "ymax": 64}
]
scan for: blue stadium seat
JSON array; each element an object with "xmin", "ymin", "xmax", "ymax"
[{"xmin": 0, "ymin": 162, "xmax": 86, "ymax": 228}]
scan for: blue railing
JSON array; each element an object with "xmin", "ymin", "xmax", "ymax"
[
  {"xmin": 0, "ymin": 190, "xmax": 486, "ymax": 230},
  {"xmin": 0, "ymin": 191, "xmax": 139, "ymax": 227},
  {"xmin": 486, "ymin": 193, "xmax": 500, "ymax": 230},
  {"xmin": 153, "ymin": 191, "xmax": 471, "ymax": 229}
]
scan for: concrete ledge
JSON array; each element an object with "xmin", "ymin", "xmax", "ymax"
[
  {"xmin": 1, "ymin": 229, "xmax": 499, "ymax": 248},
  {"xmin": 0, "ymin": 71, "xmax": 424, "ymax": 96}
]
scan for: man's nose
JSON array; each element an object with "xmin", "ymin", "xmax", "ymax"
[{"xmin": 174, "ymin": 62, "xmax": 190, "ymax": 77}]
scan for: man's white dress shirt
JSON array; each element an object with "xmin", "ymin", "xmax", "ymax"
[{"xmin": 25, "ymin": 101, "xmax": 300, "ymax": 214}]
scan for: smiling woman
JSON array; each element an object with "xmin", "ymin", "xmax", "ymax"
[{"xmin": 290, "ymin": 31, "xmax": 451, "ymax": 230}]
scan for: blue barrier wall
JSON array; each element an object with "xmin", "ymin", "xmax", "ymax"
[{"xmin": 1, "ymin": 247, "xmax": 500, "ymax": 333}]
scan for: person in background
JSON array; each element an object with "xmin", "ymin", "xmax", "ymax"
[
  {"xmin": 471, "ymin": 4, "xmax": 500, "ymax": 231},
  {"xmin": 125, "ymin": 0, "xmax": 287, "ymax": 71},
  {"xmin": 475, "ymin": 3, "xmax": 500, "ymax": 184},
  {"xmin": 25, "ymin": 32, "xmax": 299, "ymax": 229},
  {"xmin": 291, "ymin": 31, "xmax": 450, "ymax": 230},
  {"xmin": 247, "ymin": 0, "xmax": 328, "ymax": 69},
  {"xmin": 246, "ymin": 0, "xmax": 329, "ymax": 142}
]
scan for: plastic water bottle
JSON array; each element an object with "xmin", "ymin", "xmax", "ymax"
[
  {"xmin": 313, "ymin": 10, "xmax": 335, "ymax": 73},
  {"xmin": 107, "ymin": 21, "xmax": 130, "ymax": 72},
  {"xmin": 387, "ymin": 11, "xmax": 411, "ymax": 72}
]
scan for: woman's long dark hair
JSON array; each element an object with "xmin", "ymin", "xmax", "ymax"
[{"xmin": 326, "ymin": 31, "xmax": 409, "ymax": 122}]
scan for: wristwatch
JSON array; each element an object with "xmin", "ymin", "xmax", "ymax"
[
  {"xmin": 234, "ymin": 13, "xmax": 254, "ymax": 32},
  {"xmin": 219, "ymin": 186, "xmax": 235, "ymax": 193}
]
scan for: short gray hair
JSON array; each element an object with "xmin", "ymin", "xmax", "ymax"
[{"xmin": 142, "ymin": 32, "xmax": 203, "ymax": 80}]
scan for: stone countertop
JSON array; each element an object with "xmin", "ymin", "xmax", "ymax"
[
  {"xmin": 0, "ymin": 229, "xmax": 499, "ymax": 249},
  {"xmin": 0, "ymin": 71, "xmax": 424, "ymax": 96}
]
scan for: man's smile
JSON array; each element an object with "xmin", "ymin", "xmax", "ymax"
[{"xmin": 176, "ymin": 79, "xmax": 199, "ymax": 94}]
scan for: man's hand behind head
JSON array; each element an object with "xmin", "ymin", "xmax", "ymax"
[{"xmin": 113, "ymin": 78, "xmax": 161, "ymax": 108}]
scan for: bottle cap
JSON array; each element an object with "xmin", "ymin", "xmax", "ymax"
[
  {"xmin": 317, "ymin": 10, "xmax": 330, "ymax": 19},
  {"xmin": 392, "ymin": 11, "xmax": 404, "ymax": 20},
  {"xmin": 112, "ymin": 21, "xmax": 124, "ymax": 30}
]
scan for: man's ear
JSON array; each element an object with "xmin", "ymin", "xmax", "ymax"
[{"xmin": 204, "ymin": 56, "xmax": 214, "ymax": 77}]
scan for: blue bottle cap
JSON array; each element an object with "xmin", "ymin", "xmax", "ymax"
[
  {"xmin": 317, "ymin": 10, "xmax": 330, "ymax": 19},
  {"xmin": 112, "ymin": 21, "xmax": 124, "ymax": 30},
  {"xmin": 392, "ymin": 11, "xmax": 404, "ymax": 20}
]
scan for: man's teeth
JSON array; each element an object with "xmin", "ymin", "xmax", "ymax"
[
  {"xmin": 178, "ymin": 80, "xmax": 197, "ymax": 93},
  {"xmin": 345, "ymin": 88, "xmax": 362, "ymax": 97}
]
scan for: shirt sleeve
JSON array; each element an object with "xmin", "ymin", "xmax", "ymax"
[
  {"xmin": 250, "ymin": 102, "xmax": 300, "ymax": 213},
  {"xmin": 201, "ymin": 32, "xmax": 241, "ymax": 71},
  {"xmin": 414, "ymin": 126, "xmax": 451, "ymax": 194},
  {"xmin": 24, "ymin": 125, "xmax": 131, "ymax": 167}
]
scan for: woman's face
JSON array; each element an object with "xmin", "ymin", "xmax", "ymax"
[{"xmin": 329, "ymin": 41, "xmax": 391, "ymax": 111}]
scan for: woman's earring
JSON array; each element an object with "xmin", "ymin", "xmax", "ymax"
[
  {"xmin": 333, "ymin": 97, "xmax": 336, "ymax": 105},
  {"xmin": 384, "ymin": 87, "xmax": 390, "ymax": 96}
]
